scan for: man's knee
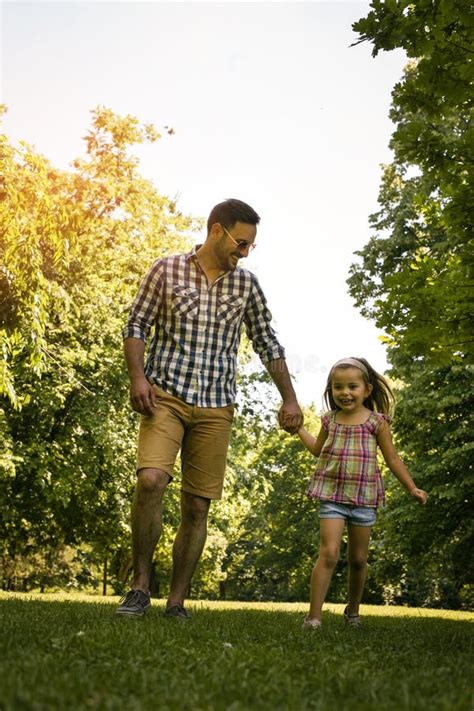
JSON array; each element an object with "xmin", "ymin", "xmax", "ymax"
[
  {"xmin": 182, "ymin": 492, "xmax": 211, "ymax": 525},
  {"xmin": 136, "ymin": 468, "xmax": 170, "ymax": 496}
]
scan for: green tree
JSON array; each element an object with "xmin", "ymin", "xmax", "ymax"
[
  {"xmin": 349, "ymin": 1, "xmax": 473, "ymax": 365},
  {"xmin": 372, "ymin": 363, "xmax": 473, "ymax": 609},
  {"xmin": 347, "ymin": 1, "xmax": 473, "ymax": 607},
  {"xmin": 1, "ymin": 107, "xmax": 195, "ymax": 590}
]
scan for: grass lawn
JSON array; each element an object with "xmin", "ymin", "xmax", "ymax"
[{"xmin": 0, "ymin": 593, "xmax": 472, "ymax": 710}]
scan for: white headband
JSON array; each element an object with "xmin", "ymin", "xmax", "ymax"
[{"xmin": 331, "ymin": 358, "xmax": 369, "ymax": 378}]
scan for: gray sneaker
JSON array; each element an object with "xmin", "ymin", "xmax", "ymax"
[
  {"xmin": 165, "ymin": 603, "xmax": 191, "ymax": 621},
  {"xmin": 116, "ymin": 589, "xmax": 151, "ymax": 617}
]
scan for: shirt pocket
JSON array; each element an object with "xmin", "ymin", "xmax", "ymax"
[
  {"xmin": 171, "ymin": 285, "xmax": 200, "ymax": 320},
  {"xmin": 217, "ymin": 294, "xmax": 244, "ymax": 324}
]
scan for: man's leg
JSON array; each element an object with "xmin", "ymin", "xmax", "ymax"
[
  {"xmin": 131, "ymin": 467, "xmax": 170, "ymax": 592},
  {"xmin": 167, "ymin": 491, "xmax": 211, "ymax": 607},
  {"xmin": 116, "ymin": 467, "xmax": 171, "ymax": 616},
  {"xmin": 165, "ymin": 402, "xmax": 232, "ymax": 614}
]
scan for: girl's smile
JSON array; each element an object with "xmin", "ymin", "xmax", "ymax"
[{"xmin": 331, "ymin": 367, "xmax": 372, "ymax": 414}]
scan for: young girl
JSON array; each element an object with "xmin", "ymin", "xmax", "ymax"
[{"xmin": 298, "ymin": 357, "xmax": 427, "ymax": 629}]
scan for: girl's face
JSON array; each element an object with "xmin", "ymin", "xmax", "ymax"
[{"xmin": 330, "ymin": 367, "xmax": 372, "ymax": 413}]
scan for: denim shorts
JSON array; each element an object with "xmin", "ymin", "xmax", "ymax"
[{"xmin": 319, "ymin": 500, "xmax": 377, "ymax": 527}]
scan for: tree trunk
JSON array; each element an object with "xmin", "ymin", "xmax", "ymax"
[{"xmin": 102, "ymin": 556, "xmax": 107, "ymax": 596}]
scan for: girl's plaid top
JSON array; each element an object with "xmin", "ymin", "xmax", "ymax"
[
  {"xmin": 123, "ymin": 246, "xmax": 285, "ymax": 408},
  {"xmin": 306, "ymin": 411, "xmax": 390, "ymax": 508}
]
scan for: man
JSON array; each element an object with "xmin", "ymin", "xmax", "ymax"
[{"xmin": 117, "ymin": 198, "xmax": 303, "ymax": 617}]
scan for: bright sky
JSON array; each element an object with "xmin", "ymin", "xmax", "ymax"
[{"xmin": 2, "ymin": 1, "xmax": 406, "ymax": 409}]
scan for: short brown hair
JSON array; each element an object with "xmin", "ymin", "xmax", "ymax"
[{"xmin": 207, "ymin": 199, "xmax": 260, "ymax": 234}]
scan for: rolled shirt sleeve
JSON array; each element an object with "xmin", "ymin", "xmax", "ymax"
[
  {"xmin": 244, "ymin": 274, "xmax": 285, "ymax": 365},
  {"xmin": 122, "ymin": 259, "xmax": 164, "ymax": 342}
]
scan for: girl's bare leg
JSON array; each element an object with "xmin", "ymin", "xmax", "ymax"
[
  {"xmin": 346, "ymin": 524, "xmax": 372, "ymax": 615},
  {"xmin": 308, "ymin": 518, "xmax": 346, "ymax": 621}
]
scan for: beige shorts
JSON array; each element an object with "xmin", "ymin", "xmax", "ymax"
[{"xmin": 137, "ymin": 385, "xmax": 235, "ymax": 500}]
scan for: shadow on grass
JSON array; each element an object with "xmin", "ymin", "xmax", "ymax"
[{"xmin": 0, "ymin": 595, "xmax": 472, "ymax": 710}]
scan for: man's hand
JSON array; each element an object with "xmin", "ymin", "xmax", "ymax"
[
  {"xmin": 278, "ymin": 399, "xmax": 304, "ymax": 434},
  {"xmin": 265, "ymin": 358, "xmax": 303, "ymax": 434},
  {"xmin": 410, "ymin": 487, "xmax": 428, "ymax": 505},
  {"xmin": 130, "ymin": 376, "xmax": 157, "ymax": 416}
]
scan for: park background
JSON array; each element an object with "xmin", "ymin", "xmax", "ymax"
[{"xmin": 1, "ymin": 0, "xmax": 472, "ymax": 613}]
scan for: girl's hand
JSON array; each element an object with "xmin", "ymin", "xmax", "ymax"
[{"xmin": 410, "ymin": 487, "xmax": 428, "ymax": 505}]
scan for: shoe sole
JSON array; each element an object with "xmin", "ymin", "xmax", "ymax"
[{"xmin": 116, "ymin": 607, "xmax": 150, "ymax": 617}]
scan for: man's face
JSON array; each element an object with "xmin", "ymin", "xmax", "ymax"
[{"xmin": 213, "ymin": 221, "xmax": 257, "ymax": 272}]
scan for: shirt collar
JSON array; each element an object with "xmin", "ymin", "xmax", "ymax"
[
  {"xmin": 186, "ymin": 244, "xmax": 203, "ymax": 261},
  {"xmin": 186, "ymin": 244, "xmax": 244, "ymax": 281}
]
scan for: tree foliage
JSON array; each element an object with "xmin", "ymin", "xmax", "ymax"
[
  {"xmin": 1, "ymin": 106, "xmax": 194, "ymax": 586},
  {"xmin": 347, "ymin": 1, "xmax": 473, "ymax": 607},
  {"xmin": 375, "ymin": 363, "xmax": 474, "ymax": 608},
  {"xmin": 350, "ymin": 1, "xmax": 473, "ymax": 365}
]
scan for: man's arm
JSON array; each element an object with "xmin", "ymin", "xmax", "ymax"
[
  {"xmin": 122, "ymin": 259, "xmax": 164, "ymax": 416},
  {"xmin": 266, "ymin": 358, "xmax": 303, "ymax": 434},
  {"xmin": 124, "ymin": 338, "xmax": 157, "ymax": 416},
  {"xmin": 243, "ymin": 274, "xmax": 303, "ymax": 433}
]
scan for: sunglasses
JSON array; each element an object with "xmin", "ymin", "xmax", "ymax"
[{"xmin": 222, "ymin": 225, "xmax": 257, "ymax": 252}]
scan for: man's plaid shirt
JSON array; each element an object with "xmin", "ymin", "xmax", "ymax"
[{"xmin": 123, "ymin": 246, "xmax": 285, "ymax": 407}]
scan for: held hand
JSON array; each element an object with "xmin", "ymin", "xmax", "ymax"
[
  {"xmin": 410, "ymin": 487, "xmax": 428, "ymax": 505},
  {"xmin": 278, "ymin": 400, "xmax": 304, "ymax": 434},
  {"xmin": 129, "ymin": 377, "xmax": 157, "ymax": 416}
]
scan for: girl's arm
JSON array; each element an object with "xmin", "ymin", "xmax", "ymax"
[
  {"xmin": 377, "ymin": 421, "xmax": 428, "ymax": 505},
  {"xmin": 298, "ymin": 426, "xmax": 328, "ymax": 457}
]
